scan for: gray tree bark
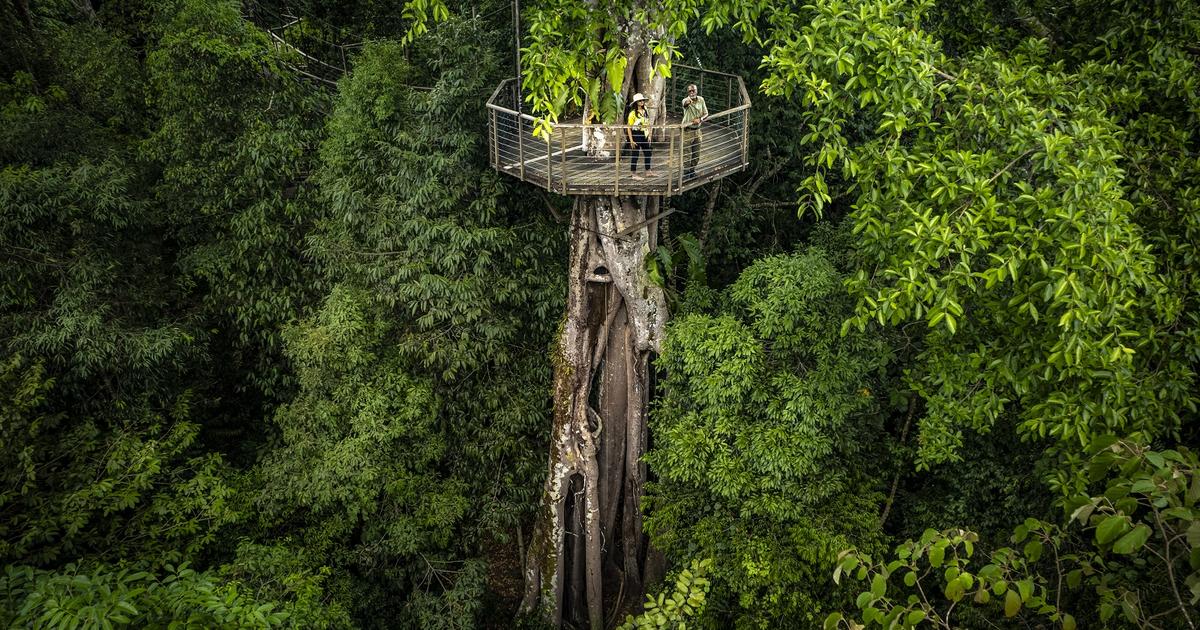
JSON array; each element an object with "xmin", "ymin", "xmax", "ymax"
[{"xmin": 521, "ymin": 196, "xmax": 668, "ymax": 628}]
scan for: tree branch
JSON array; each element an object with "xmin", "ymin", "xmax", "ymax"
[
  {"xmin": 1153, "ymin": 507, "xmax": 1195, "ymax": 629},
  {"xmin": 919, "ymin": 60, "xmax": 958, "ymax": 83},
  {"xmin": 697, "ymin": 179, "xmax": 722, "ymax": 252},
  {"xmin": 880, "ymin": 397, "xmax": 918, "ymax": 527}
]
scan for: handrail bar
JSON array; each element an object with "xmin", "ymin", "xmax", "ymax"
[
  {"xmin": 485, "ymin": 102, "xmax": 751, "ymax": 125},
  {"xmin": 675, "ymin": 64, "xmax": 742, "ymax": 80},
  {"xmin": 483, "ymin": 105, "xmax": 750, "ymax": 132},
  {"xmin": 486, "ymin": 68, "xmax": 750, "ymax": 122},
  {"xmin": 484, "ymin": 65, "xmax": 741, "ymax": 104},
  {"xmin": 486, "ymin": 78, "xmax": 511, "ymax": 111}
]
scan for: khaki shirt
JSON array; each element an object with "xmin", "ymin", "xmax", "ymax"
[{"xmin": 682, "ymin": 95, "xmax": 708, "ymax": 128}]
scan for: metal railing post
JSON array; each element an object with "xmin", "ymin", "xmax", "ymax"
[
  {"xmin": 614, "ymin": 126, "xmax": 621, "ymax": 197},
  {"xmin": 518, "ymin": 116, "xmax": 526, "ymax": 181},
  {"xmin": 679, "ymin": 125, "xmax": 685, "ymax": 189},
  {"xmin": 560, "ymin": 126, "xmax": 567, "ymax": 194},
  {"xmin": 490, "ymin": 109, "xmax": 498, "ymax": 168},
  {"xmin": 671, "ymin": 74, "xmax": 677, "ymax": 117},
  {"xmin": 668, "ymin": 127, "xmax": 676, "ymax": 194},
  {"xmin": 742, "ymin": 110, "xmax": 749, "ymax": 166}
]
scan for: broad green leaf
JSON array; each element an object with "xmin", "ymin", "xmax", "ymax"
[
  {"xmin": 1112, "ymin": 524, "xmax": 1151, "ymax": 554},
  {"xmin": 1004, "ymin": 589, "xmax": 1021, "ymax": 617},
  {"xmin": 1187, "ymin": 521, "xmax": 1200, "ymax": 547},
  {"xmin": 928, "ymin": 545, "xmax": 944, "ymax": 568},
  {"xmin": 1095, "ymin": 515, "xmax": 1128, "ymax": 545},
  {"xmin": 871, "ymin": 574, "xmax": 886, "ymax": 597},
  {"xmin": 1023, "ymin": 540, "xmax": 1043, "ymax": 563}
]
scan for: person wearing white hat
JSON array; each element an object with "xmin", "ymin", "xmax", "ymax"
[{"xmin": 624, "ymin": 93, "xmax": 653, "ymax": 180}]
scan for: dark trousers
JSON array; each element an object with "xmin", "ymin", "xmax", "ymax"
[
  {"xmin": 626, "ymin": 130, "xmax": 651, "ymax": 172},
  {"xmin": 684, "ymin": 127, "xmax": 703, "ymax": 178}
]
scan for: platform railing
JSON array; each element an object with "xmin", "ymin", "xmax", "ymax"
[{"xmin": 487, "ymin": 65, "xmax": 751, "ymax": 196}]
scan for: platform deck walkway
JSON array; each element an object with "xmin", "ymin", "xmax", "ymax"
[{"xmin": 487, "ymin": 65, "xmax": 751, "ymax": 197}]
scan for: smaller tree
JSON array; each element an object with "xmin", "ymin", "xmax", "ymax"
[{"xmin": 646, "ymin": 244, "xmax": 896, "ymax": 626}]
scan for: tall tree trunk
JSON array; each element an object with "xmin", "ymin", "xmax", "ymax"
[{"xmin": 522, "ymin": 190, "xmax": 668, "ymax": 628}]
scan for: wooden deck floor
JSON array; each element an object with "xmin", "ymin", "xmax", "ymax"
[{"xmin": 495, "ymin": 120, "xmax": 748, "ymax": 196}]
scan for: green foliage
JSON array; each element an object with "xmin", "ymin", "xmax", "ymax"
[
  {"xmin": 829, "ymin": 527, "xmax": 1067, "ymax": 629},
  {"xmin": 0, "ymin": 14, "xmax": 276, "ymax": 623},
  {"xmin": 249, "ymin": 15, "xmax": 560, "ymax": 625},
  {"xmin": 310, "ymin": 35, "xmax": 560, "ymax": 379},
  {"xmin": 647, "ymin": 246, "xmax": 893, "ymax": 626},
  {"xmin": 842, "ymin": 39, "xmax": 1182, "ymax": 465},
  {"xmin": 0, "ymin": 116, "xmax": 193, "ymax": 390},
  {"xmin": 646, "ymin": 232, "xmax": 705, "ymax": 299},
  {"xmin": 719, "ymin": 2, "xmax": 1199, "ymax": 622},
  {"xmin": 3, "ymin": 0, "xmax": 554, "ymax": 627},
  {"xmin": 145, "ymin": 0, "xmax": 327, "ymax": 400},
  {"xmin": 832, "ymin": 441, "xmax": 1200, "ymax": 629},
  {"xmin": 1063, "ymin": 439, "xmax": 1200, "ymax": 626},
  {"xmin": 402, "ymin": 0, "xmax": 452, "ymax": 44},
  {"xmin": 888, "ymin": 424, "xmax": 1055, "ymax": 545},
  {"xmin": 620, "ymin": 558, "xmax": 713, "ymax": 629},
  {"xmin": 305, "ymin": 17, "xmax": 560, "ymax": 540},
  {"xmin": 219, "ymin": 542, "xmax": 353, "ymax": 629},
  {"xmin": 0, "ymin": 0, "xmax": 318, "ymax": 577},
  {"xmin": 0, "ymin": 353, "xmax": 239, "ymax": 566},
  {"xmin": 1, "ymin": 562, "xmax": 291, "ymax": 628},
  {"xmin": 403, "ymin": 0, "xmax": 725, "ymax": 128},
  {"xmin": 727, "ymin": 0, "xmax": 1200, "ymax": 472},
  {"xmin": 258, "ymin": 287, "xmax": 462, "ymax": 553}
]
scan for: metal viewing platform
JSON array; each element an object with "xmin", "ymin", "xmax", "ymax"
[{"xmin": 486, "ymin": 65, "xmax": 750, "ymax": 196}]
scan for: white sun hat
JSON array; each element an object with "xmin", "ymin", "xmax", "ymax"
[{"xmin": 630, "ymin": 93, "xmax": 648, "ymax": 104}]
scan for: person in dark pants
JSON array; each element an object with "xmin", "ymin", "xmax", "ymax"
[
  {"xmin": 625, "ymin": 93, "xmax": 653, "ymax": 180},
  {"xmin": 682, "ymin": 83, "xmax": 709, "ymax": 180}
]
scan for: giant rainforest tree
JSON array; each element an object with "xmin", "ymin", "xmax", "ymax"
[
  {"xmin": 415, "ymin": 1, "xmax": 762, "ymax": 626},
  {"xmin": 407, "ymin": 1, "xmax": 692, "ymax": 626}
]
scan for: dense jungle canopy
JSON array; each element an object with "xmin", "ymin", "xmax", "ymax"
[{"xmin": 2, "ymin": 0, "xmax": 1199, "ymax": 628}]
